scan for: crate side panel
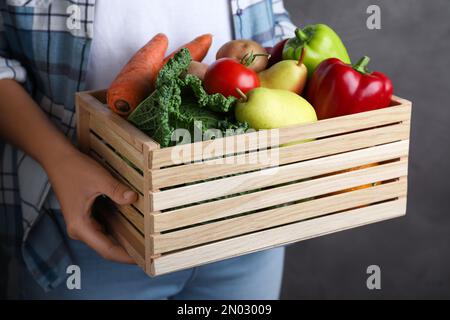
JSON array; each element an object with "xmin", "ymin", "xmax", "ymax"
[
  {"xmin": 152, "ymin": 198, "xmax": 407, "ymax": 275},
  {"xmin": 90, "ymin": 119, "xmax": 144, "ymax": 169},
  {"xmin": 89, "ymin": 151, "xmax": 145, "ymax": 214},
  {"xmin": 152, "ymin": 159, "xmax": 407, "ymax": 232},
  {"xmin": 117, "ymin": 204, "xmax": 144, "ymax": 234},
  {"xmin": 152, "ymin": 140, "xmax": 409, "ymax": 211},
  {"xmin": 152, "ymin": 180, "xmax": 407, "ymax": 253},
  {"xmin": 151, "ymin": 121, "xmax": 409, "ymax": 189},
  {"xmin": 79, "ymin": 91, "xmax": 159, "ymax": 151},
  {"xmin": 97, "ymin": 202, "xmax": 146, "ymax": 269},
  {"xmin": 90, "ymin": 133, "xmax": 144, "ymax": 192},
  {"xmin": 150, "ymin": 100, "xmax": 411, "ymax": 168}
]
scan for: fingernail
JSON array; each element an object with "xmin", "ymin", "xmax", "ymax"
[{"xmin": 123, "ymin": 190, "xmax": 136, "ymax": 200}]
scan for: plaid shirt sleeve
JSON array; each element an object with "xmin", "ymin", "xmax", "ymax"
[
  {"xmin": 0, "ymin": 14, "xmax": 27, "ymax": 82},
  {"xmin": 0, "ymin": 0, "xmax": 94, "ymax": 293},
  {"xmin": 271, "ymin": 0, "xmax": 297, "ymax": 40},
  {"xmin": 231, "ymin": 0, "xmax": 296, "ymax": 46}
]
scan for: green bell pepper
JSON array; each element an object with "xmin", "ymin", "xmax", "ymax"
[{"xmin": 282, "ymin": 24, "xmax": 351, "ymax": 77}]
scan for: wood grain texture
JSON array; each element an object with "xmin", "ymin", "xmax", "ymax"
[
  {"xmin": 90, "ymin": 133, "xmax": 144, "ymax": 192},
  {"xmin": 152, "ymin": 180, "xmax": 407, "ymax": 253},
  {"xmin": 117, "ymin": 204, "xmax": 144, "ymax": 234},
  {"xmin": 98, "ymin": 201, "xmax": 146, "ymax": 269},
  {"xmin": 152, "ymin": 140, "xmax": 409, "ymax": 211},
  {"xmin": 90, "ymin": 118, "xmax": 144, "ymax": 169},
  {"xmin": 77, "ymin": 92, "xmax": 159, "ymax": 152},
  {"xmin": 88, "ymin": 151, "xmax": 145, "ymax": 213},
  {"xmin": 150, "ymin": 121, "xmax": 409, "ymax": 189},
  {"xmin": 150, "ymin": 98, "xmax": 411, "ymax": 168},
  {"xmin": 143, "ymin": 143, "xmax": 154, "ymax": 274},
  {"xmin": 152, "ymin": 198, "xmax": 407, "ymax": 275},
  {"xmin": 151, "ymin": 159, "xmax": 407, "ymax": 232}
]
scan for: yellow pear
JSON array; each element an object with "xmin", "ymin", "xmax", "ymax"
[
  {"xmin": 235, "ymin": 87, "xmax": 317, "ymax": 130},
  {"xmin": 259, "ymin": 48, "xmax": 308, "ymax": 95}
]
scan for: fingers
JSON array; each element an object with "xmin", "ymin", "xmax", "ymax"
[
  {"xmin": 99, "ymin": 173, "xmax": 138, "ymax": 205},
  {"xmin": 71, "ymin": 217, "xmax": 135, "ymax": 264}
]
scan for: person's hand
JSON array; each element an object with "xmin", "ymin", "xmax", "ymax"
[
  {"xmin": 0, "ymin": 80, "xmax": 136, "ymax": 263},
  {"xmin": 45, "ymin": 147, "xmax": 138, "ymax": 263}
]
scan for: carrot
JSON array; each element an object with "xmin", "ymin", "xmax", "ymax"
[
  {"xmin": 107, "ymin": 33, "xmax": 168, "ymax": 116},
  {"xmin": 163, "ymin": 34, "xmax": 213, "ymax": 64}
]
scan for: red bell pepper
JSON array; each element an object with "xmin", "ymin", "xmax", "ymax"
[{"xmin": 306, "ymin": 56, "xmax": 393, "ymax": 120}]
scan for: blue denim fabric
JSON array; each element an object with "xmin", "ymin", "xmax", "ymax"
[{"xmin": 19, "ymin": 211, "xmax": 285, "ymax": 300}]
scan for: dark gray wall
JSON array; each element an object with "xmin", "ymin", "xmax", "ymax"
[{"xmin": 281, "ymin": 0, "xmax": 450, "ymax": 299}]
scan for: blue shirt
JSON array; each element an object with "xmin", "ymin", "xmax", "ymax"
[{"xmin": 0, "ymin": 0, "xmax": 295, "ymax": 291}]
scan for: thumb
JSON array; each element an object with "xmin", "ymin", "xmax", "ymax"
[{"xmin": 101, "ymin": 175, "xmax": 138, "ymax": 205}]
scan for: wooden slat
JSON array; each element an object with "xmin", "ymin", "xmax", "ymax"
[
  {"xmin": 151, "ymin": 198, "xmax": 407, "ymax": 275},
  {"xmin": 109, "ymin": 165, "xmax": 145, "ymax": 213},
  {"xmin": 132, "ymin": 193, "xmax": 144, "ymax": 213},
  {"xmin": 90, "ymin": 133, "xmax": 144, "ymax": 192},
  {"xmin": 117, "ymin": 204, "xmax": 144, "ymax": 234},
  {"xmin": 143, "ymin": 144, "xmax": 154, "ymax": 273},
  {"xmin": 89, "ymin": 150, "xmax": 145, "ymax": 213},
  {"xmin": 150, "ymin": 98, "xmax": 411, "ymax": 168},
  {"xmin": 152, "ymin": 180, "xmax": 406, "ymax": 253},
  {"xmin": 152, "ymin": 140, "xmax": 409, "ymax": 211},
  {"xmin": 152, "ymin": 159, "xmax": 408, "ymax": 232},
  {"xmin": 391, "ymin": 95, "xmax": 412, "ymax": 107},
  {"xmin": 97, "ymin": 200, "xmax": 146, "ymax": 269},
  {"xmin": 150, "ymin": 121, "xmax": 410, "ymax": 189},
  {"xmin": 90, "ymin": 119, "xmax": 144, "ymax": 169},
  {"xmin": 76, "ymin": 92, "xmax": 159, "ymax": 152}
]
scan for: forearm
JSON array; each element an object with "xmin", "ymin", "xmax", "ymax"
[{"xmin": 0, "ymin": 79, "xmax": 77, "ymax": 171}]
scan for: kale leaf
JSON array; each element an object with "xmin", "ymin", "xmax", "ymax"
[{"xmin": 128, "ymin": 48, "xmax": 246, "ymax": 147}]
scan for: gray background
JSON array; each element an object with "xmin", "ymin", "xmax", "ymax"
[{"xmin": 281, "ymin": 0, "xmax": 450, "ymax": 299}]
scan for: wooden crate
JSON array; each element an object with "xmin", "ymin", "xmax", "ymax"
[{"xmin": 76, "ymin": 90, "xmax": 412, "ymax": 276}]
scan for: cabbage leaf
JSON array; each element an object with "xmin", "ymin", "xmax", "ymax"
[{"xmin": 128, "ymin": 48, "xmax": 247, "ymax": 147}]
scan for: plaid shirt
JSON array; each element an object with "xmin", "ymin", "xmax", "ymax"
[{"xmin": 0, "ymin": 0, "xmax": 295, "ymax": 291}]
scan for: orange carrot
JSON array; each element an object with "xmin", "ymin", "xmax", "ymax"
[
  {"xmin": 107, "ymin": 33, "xmax": 168, "ymax": 116},
  {"xmin": 163, "ymin": 34, "xmax": 213, "ymax": 64}
]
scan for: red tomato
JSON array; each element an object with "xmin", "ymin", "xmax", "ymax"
[{"xmin": 203, "ymin": 58, "xmax": 260, "ymax": 98}]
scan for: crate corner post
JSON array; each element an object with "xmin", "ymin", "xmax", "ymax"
[
  {"xmin": 143, "ymin": 142, "xmax": 159, "ymax": 276},
  {"xmin": 400, "ymin": 96, "xmax": 412, "ymax": 217}
]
